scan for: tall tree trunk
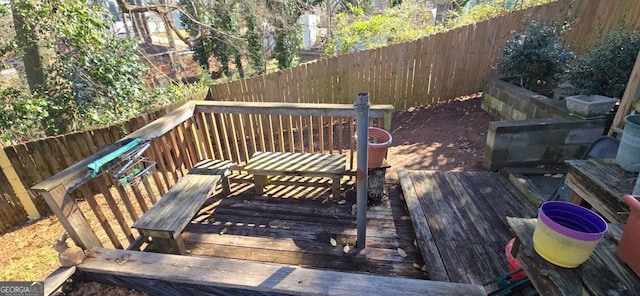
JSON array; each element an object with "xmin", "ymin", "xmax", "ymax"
[
  {"xmin": 129, "ymin": 0, "xmax": 152, "ymax": 43},
  {"xmin": 11, "ymin": 0, "xmax": 55, "ymax": 92},
  {"xmin": 159, "ymin": 1, "xmax": 180, "ymax": 81}
]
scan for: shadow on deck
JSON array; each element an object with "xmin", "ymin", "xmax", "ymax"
[
  {"xmin": 71, "ymin": 177, "xmax": 488, "ymax": 295},
  {"xmin": 181, "ymin": 181, "xmax": 426, "ymax": 279}
]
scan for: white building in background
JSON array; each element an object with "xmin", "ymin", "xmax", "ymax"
[{"xmin": 299, "ymin": 12, "xmax": 318, "ymax": 50}]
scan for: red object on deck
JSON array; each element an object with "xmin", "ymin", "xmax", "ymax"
[
  {"xmin": 617, "ymin": 195, "xmax": 640, "ymax": 277},
  {"xmin": 506, "ymin": 238, "xmax": 527, "ymax": 280}
]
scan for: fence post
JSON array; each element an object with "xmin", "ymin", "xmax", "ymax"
[{"xmin": 0, "ymin": 146, "xmax": 40, "ymax": 220}]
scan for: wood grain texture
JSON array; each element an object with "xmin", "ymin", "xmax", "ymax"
[
  {"xmin": 172, "ymin": 185, "xmax": 430, "ymax": 280},
  {"xmin": 132, "ymin": 159, "xmax": 231, "ymax": 238},
  {"xmin": 80, "ymin": 247, "xmax": 485, "ymax": 296},
  {"xmin": 44, "ymin": 266, "xmax": 76, "ymax": 296},
  {"xmin": 245, "ymin": 152, "xmax": 346, "ymax": 176},
  {"xmin": 398, "ymin": 170, "xmax": 449, "ymax": 281},
  {"xmin": 565, "ymin": 159, "xmax": 636, "ymax": 223},
  {"xmin": 508, "ymin": 217, "xmax": 640, "ymax": 296},
  {"xmin": 399, "ymin": 170, "xmax": 537, "ymax": 285}
]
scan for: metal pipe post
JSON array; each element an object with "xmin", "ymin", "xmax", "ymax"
[{"xmin": 355, "ymin": 93, "xmax": 369, "ymax": 248}]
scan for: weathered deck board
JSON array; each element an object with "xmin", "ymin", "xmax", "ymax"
[
  {"xmin": 131, "ymin": 159, "xmax": 231, "ymax": 254},
  {"xmin": 79, "ymin": 248, "xmax": 486, "ymax": 296},
  {"xmin": 183, "ymin": 188, "xmax": 425, "ymax": 279},
  {"xmin": 399, "ymin": 170, "xmax": 538, "ymax": 285},
  {"xmin": 509, "ymin": 217, "xmax": 640, "ymax": 296}
]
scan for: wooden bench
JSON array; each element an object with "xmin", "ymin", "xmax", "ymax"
[
  {"xmin": 80, "ymin": 248, "xmax": 487, "ymax": 296},
  {"xmin": 131, "ymin": 159, "xmax": 231, "ymax": 255},
  {"xmin": 244, "ymin": 152, "xmax": 346, "ymax": 197}
]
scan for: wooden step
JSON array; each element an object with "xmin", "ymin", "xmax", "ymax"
[{"xmin": 79, "ymin": 248, "xmax": 486, "ymax": 296}]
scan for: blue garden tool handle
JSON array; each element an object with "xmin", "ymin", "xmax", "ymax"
[{"xmin": 87, "ymin": 138, "xmax": 143, "ymax": 177}]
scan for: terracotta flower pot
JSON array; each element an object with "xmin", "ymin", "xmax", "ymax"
[
  {"xmin": 367, "ymin": 127, "xmax": 392, "ymax": 169},
  {"xmin": 617, "ymin": 194, "xmax": 640, "ymax": 277}
]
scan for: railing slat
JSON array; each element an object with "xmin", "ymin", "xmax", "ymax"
[
  {"xmin": 96, "ymin": 175, "xmax": 135, "ymax": 243},
  {"xmin": 148, "ymin": 140, "xmax": 175, "ymax": 188},
  {"xmin": 236, "ymin": 114, "xmax": 250, "ymax": 162},
  {"xmin": 247, "ymin": 114, "xmax": 258, "ymax": 155},
  {"xmin": 130, "ymin": 181, "xmax": 150, "ymax": 213},
  {"xmin": 79, "ymin": 185, "xmax": 123, "ymax": 249},
  {"xmin": 227, "ymin": 114, "xmax": 243, "ymax": 163},
  {"xmin": 115, "ymin": 182, "xmax": 139, "ymax": 222},
  {"xmin": 177, "ymin": 122, "xmax": 196, "ymax": 170}
]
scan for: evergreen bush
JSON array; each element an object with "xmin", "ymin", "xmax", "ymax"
[
  {"xmin": 569, "ymin": 28, "xmax": 640, "ymax": 98},
  {"xmin": 496, "ymin": 21, "xmax": 573, "ymax": 94}
]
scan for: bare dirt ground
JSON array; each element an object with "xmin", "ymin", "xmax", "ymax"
[
  {"xmin": 0, "ymin": 95, "xmax": 494, "ymax": 294},
  {"xmin": 386, "ymin": 94, "xmax": 493, "ymax": 180}
]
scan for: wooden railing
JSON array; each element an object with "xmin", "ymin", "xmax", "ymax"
[
  {"xmin": 31, "ymin": 100, "xmax": 394, "ymax": 250},
  {"xmin": 6, "ymin": 0, "xmax": 640, "ymax": 232},
  {"xmin": 0, "ymin": 91, "xmax": 208, "ymax": 233}
]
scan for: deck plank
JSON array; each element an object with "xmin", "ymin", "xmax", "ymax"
[
  {"xmin": 399, "ymin": 170, "xmax": 538, "ymax": 285},
  {"xmin": 182, "ymin": 187, "xmax": 426, "ymax": 280},
  {"xmin": 79, "ymin": 248, "xmax": 486, "ymax": 296},
  {"xmin": 398, "ymin": 170, "xmax": 449, "ymax": 281}
]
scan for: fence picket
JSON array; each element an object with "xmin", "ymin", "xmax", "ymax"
[{"xmin": 5, "ymin": 0, "xmax": 640, "ymax": 231}]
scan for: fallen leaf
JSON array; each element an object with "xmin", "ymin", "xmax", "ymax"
[
  {"xmin": 544, "ymin": 173, "xmax": 552, "ymax": 177},
  {"xmin": 322, "ymin": 198, "xmax": 329, "ymax": 204},
  {"xmin": 330, "ymin": 237, "xmax": 337, "ymax": 247},
  {"xmin": 337, "ymin": 200, "xmax": 346, "ymax": 205},
  {"xmin": 343, "ymin": 244, "xmax": 350, "ymax": 254},
  {"xmin": 413, "ymin": 240, "xmax": 417, "ymax": 247},
  {"xmin": 397, "ymin": 247, "xmax": 407, "ymax": 257},
  {"xmin": 219, "ymin": 227, "xmax": 228, "ymax": 235},
  {"xmin": 552, "ymin": 173, "xmax": 564, "ymax": 178},
  {"xmin": 412, "ymin": 262, "xmax": 421, "ymax": 269},
  {"xmin": 421, "ymin": 265, "xmax": 428, "ymax": 272},
  {"xmin": 399, "ymin": 194, "xmax": 405, "ymax": 201},
  {"xmin": 400, "ymin": 215, "xmax": 411, "ymax": 221}
]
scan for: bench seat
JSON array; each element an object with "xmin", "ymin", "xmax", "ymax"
[
  {"xmin": 131, "ymin": 159, "xmax": 231, "ymax": 254},
  {"xmin": 244, "ymin": 152, "xmax": 346, "ymax": 197}
]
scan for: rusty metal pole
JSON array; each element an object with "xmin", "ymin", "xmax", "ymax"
[{"xmin": 355, "ymin": 93, "xmax": 369, "ymax": 248}]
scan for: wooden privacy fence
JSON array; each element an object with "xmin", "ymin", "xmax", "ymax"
[
  {"xmin": 0, "ymin": 91, "xmax": 208, "ymax": 233},
  {"xmin": 30, "ymin": 100, "xmax": 393, "ymax": 250},
  {"xmin": 209, "ymin": 0, "xmax": 640, "ymax": 109},
  {"xmin": 4, "ymin": 0, "xmax": 640, "ymax": 232}
]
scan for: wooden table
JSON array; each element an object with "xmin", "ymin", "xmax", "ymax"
[
  {"xmin": 244, "ymin": 152, "xmax": 346, "ymax": 197},
  {"xmin": 565, "ymin": 158, "xmax": 637, "ymax": 223},
  {"xmin": 507, "ymin": 217, "xmax": 640, "ymax": 296}
]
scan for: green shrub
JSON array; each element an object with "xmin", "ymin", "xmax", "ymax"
[
  {"xmin": 0, "ymin": 86, "xmax": 48, "ymax": 143},
  {"xmin": 569, "ymin": 28, "xmax": 640, "ymax": 98},
  {"xmin": 496, "ymin": 21, "xmax": 574, "ymax": 94}
]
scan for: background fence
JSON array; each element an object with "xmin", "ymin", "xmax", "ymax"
[
  {"xmin": 209, "ymin": 0, "xmax": 640, "ymax": 109},
  {"xmin": 2, "ymin": 0, "xmax": 640, "ymax": 232}
]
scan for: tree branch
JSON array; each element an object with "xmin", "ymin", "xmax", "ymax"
[{"xmin": 114, "ymin": 0, "xmax": 177, "ymax": 14}]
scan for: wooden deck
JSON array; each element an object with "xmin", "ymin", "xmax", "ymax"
[
  {"xmin": 399, "ymin": 170, "xmax": 538, "ymax": 285},
  {"xmin": 179, "ymin": 182, "xmax": 426, "ymax": 279}
]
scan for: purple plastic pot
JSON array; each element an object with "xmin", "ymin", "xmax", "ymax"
[{"xmin": 538, "ymin": 201, "xmax": 608, "ymax": 241}]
